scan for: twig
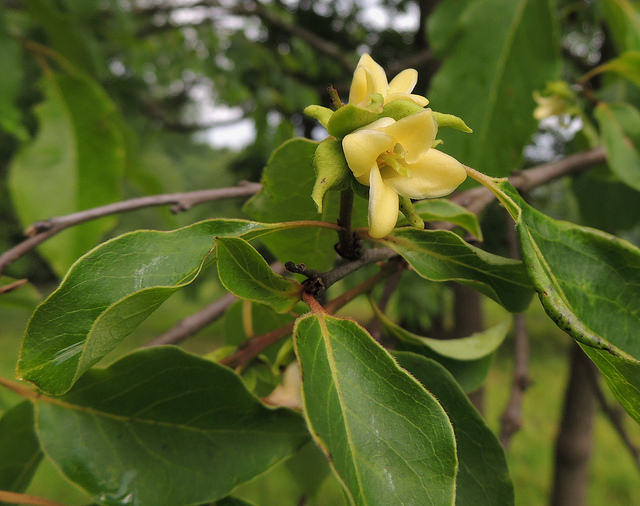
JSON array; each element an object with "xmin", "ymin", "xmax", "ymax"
[
  {"xmin": 0, "ymin": 278, "xmax": 28, "ymax": 295},
  {"xmin": 0, "ymin": 491, "xmax": 65, "ymax": 506},
  {"xmin": 0, "ymin": 182, "xmax": 261, "ymax": 275},
  {"xmin": 221, "ymin": 263, "xmax": 396, "ymax": 368},
  {"xmin": 367, "ymin": 267, "xmax": 403, "ymax": 342},
  {"xmin": 499, "ymin": 220, "xmax": 530, "ymax": 449},
  {"xmin": 145, "ymin": 293, "xmax": 237, "ymax": 347},
  {"xmin": 587, "ymin": 366, "xmax": 640, "ymax": 471},
  {"xmin": 499, "ymin": 313, "xmax": 530, "ymax": 448}
]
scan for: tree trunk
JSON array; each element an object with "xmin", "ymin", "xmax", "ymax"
[
  {"xmin": 452, "ymin": 284, "xmax": 485, "ymax": 414},
  {"xmin": 550, "ymin": 344, "xmax": 597, "ymax": 506}
]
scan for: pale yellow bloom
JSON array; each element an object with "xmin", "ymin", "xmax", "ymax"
[
  {"xmin": 343, "ymin": 109, "xmax": 466, "ymax": 238},
  {"xmin": 263, "ymin": 362, "xmax": 302, "ymax": 410},
  {"xmin": 533, "ymin": 91, "xmax": 569, "ymax": 120},
  {"xmin": 348, "ymin": 53, "xmax": 429, "ymax": 108}
]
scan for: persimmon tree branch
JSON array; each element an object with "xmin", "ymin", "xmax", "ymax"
[
  {"xmin": 500, "ymin": 221, "xmax": 531, "ymax": 449},
  {"xmin": 0, "ymin": 146, "xmax": 606, "ymax": 278},
  {"xmin": 0, "ymin": 182, "xmax": 261, "ymax": 275},
  {"xmin": 0, "ymin": 491, "xmax": 65, "ymax": 506}
]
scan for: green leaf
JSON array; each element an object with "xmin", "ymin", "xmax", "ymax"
[
  {"xmin": 599, "ymin": 0, "xmax": 640, "ymax": 52},
  {"xmin": 395, "ymin": 353, "xmax": 514, "ymax": 506},
  {"xmin": 587, "ymin": 51, "xmax": 640, "ymax": 88},
  {"xmin": 311, "ymin": 138, "xmax": 351, "ymax": 212},
  {"xmin": 294, "ymin": 314, "xmax": 457, "ymax": 505},
  {"xmin": 217, "ymin": 237, "xmax": 301, "ymax": 313},
  {"xmin": 370, "ymin": 298, "xmax": 510, "ymax": 360},
  {"xmin": 427, "ymin": 0, "xmax": 474, "ymax": 56},
  {"xmin": 244, "ymin": 138, "xmax": 367, "ymax": 270},
  {"xmin": 326, "ymin": 104, "xmax": 380, "ymax": 139},
  {"xmin": 380, "ymin": 228, "xmax": 533, "ymax": 312},
  {"xmin": 0, "ymin": 401, "xmax": 42, "ymax": 492},
  {"xmin": 24, "ymin": 0, "xmax": 100, "ymax": 75},
  {"xmin": 595, "ymin": 102, "xmax": 640, "ymax": 191},
  {"xmin": 8, "ymin": 69, "xmax": 125, "ymax": 275},
  {"xmin": 398, "ymin": 346, "xmax": 493, "ymax": 393},
  {"xmin": 33, "ymin": 347, "xmax": 309, "ymax": 506},
  {"xmin": 412, "ymin": 198, "xmax": 483, "ymax": 240},
  {"xmin": 17, "ymin": 219, "xmax": 291, "ymax": 395},
  {"xmin": 428, "ymin": 0, "xmax": 560, "ymax": 176},
  {"xmin": 489, "ymin": 180, "xmax": 640, "ymax": 423},
  {"xmin": 216, "ymin": 498, "xmax": 257, "ymax": 506},
  {"xmin": 0, "ymin": 10, "xmax": 27, "ymax": 140}
]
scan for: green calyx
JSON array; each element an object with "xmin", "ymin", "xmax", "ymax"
[{"xmin": 311, "ymin": 138, "xmax": 351, "ymax": 212}]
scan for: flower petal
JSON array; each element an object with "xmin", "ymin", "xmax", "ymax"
[
  {"xmin": 388, "ymin": 69, "xmax": 418, "ymax": 94},
  {"xmin": 358, "ymin": 53, "xmax": 388, "ymax": 96},
  {"xmin": 385, "ymin": 93, "xmax": 429, "ymax": 107},
  {"xmin": 348, "ymin": 65, "xmax": 369, "ymax": 106},
  {"xmin": 368, "ymin": 164, "xmax": 399, "ymax": 238},
  {"xmin": 342, "ymin": 128, "xmax": 394, "ymax": 179},
  {"xmin": 382, "ymin": 109, "xmax": 437, "ymax": 163},
  {"xmin": 385, "ymin": 149, "xmax": 467, "ymax": 199}
]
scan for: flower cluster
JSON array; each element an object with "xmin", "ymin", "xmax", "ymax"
[{"xmin": 307, "ymin": 54, "xmax": 469, "ymax": 239}]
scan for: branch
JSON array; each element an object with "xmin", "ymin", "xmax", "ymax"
[
  {"xmin": 145, "ymin": 292, "xmax": 237, "ymax": 347},
  {"xmin": 0, "ymin": 278, "xmax": 28, "ymax": 295},
  {"xmin": 221, "ymin": 262, "xmax": 397, "ymax": 368},
  {"xmin": 500, "ymin": 221, "xmax": 530, "ymax": 449},
  {"xmin": 587, "ymin": 366, "xmax": 640, "ymax": 471},
  {"xmin": 0, "ymin": 491, "xmax": 65, "ymax": 506},
  {"xmin": 0, "ymin": 182, "xmax": 261, "ymax": 275}
]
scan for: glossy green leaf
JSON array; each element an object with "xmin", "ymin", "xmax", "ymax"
[
  {"xmin": 489, "ymin": 180, "xmax": 640, "ymax": 423},
  {"xmin": 294, "ymin": 313, "xmax": 457, "ymax": 505},
  {"xmin": 412, "ymin": 198, "xmax": 483, "ymax": 240},
  {"xmin": 0, "ymin": 401, "xmax": 42, "ymax": 492},
  {"xmin": 395, "ymin": 353, "xmax": 514, "ymax": 506},
  {"xmin": 595, "ymin": 102, "xmax": 640, "ymax": 191},
  {"xmin": 380, "ymin": 228, "xmax": 533, "ymax": 312},
  {"xmin": 427, "ymin": 0, "xmax": 474, "ymax": 56},
  {"xmin": 17, "ymin": 219, "xmax": 292, "ymax": 395},
  {"xmin": 397, "ymin": 345, "xmax": 493, "ymax": 393},
  {"xmin": 0, "ymin": 10, "xmax": 27, "ymax": 140},
  {"xmin": 33, "ymin": 347, "xmax": 309, "ymax": 506},
  {"xmin": 217, "ymin": 237, "xmax": 301, "ymax": 313},
  {"xmin": 8, "ymin": 69, "xmax": 125, "ymax": 274},
  {"xmin": 370, "ymin": 299, "xmax": 510, "ymax": 360},
  {"xmin": 216, "ymin": 498, "xmax": 257, "ymax": 506},
  {"xmin": 244, "ymin": 138, "xmax": 367, "ymax": 270},
  {"xmin": 428, "ymin": 0, "xmax": 560, "ymax": 176}
]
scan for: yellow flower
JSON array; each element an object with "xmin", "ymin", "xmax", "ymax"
[
  {"xmin": 533, "ymin": 91, "xmax": 569, "ymax": 120},
  {"xmin": 342, "ymin": 109, "xmax": 466, "ymax": 238},
  {"xmin": 348, "ymin": 53, "xmax": 429, "ymax": 108}
]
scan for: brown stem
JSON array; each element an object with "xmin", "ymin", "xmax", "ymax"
[
  {"xmin": 0, "ymin": 278, "xmax": 28, "ymax": 295},
  {"xmin": 0, "ymin": 491, "xmax": 65, "ymax": 506},
  {"xmin": 367, "ymin": 269, "xmax": 403, "ymax": 343},
  {"xmin": 221, "ymin": 265, "xmax": 396, "ymax": 368},
  {"xmin": 0, "ymin": 182, "xmax": 261, "ymax": 275},
  {"xmin": 551, "ymin": 344, "xmax": 597, "ymax": 506},
  {"xmin": 145, "ymin": 293, "xmax": 237, "ymax": 347},
  {"xmin": 499, "ymin": 313, "xmax": 529, "ymax": 448},
  {"xmin": 500, "ymin": 220, "xmax": 530, "ymax": 448}
]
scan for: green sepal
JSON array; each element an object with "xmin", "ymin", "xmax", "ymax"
[
  {"xmin": 399, "ymin": 196, "xmax": 424, "ymax": 229},
  {"xmin": 311, "ymin": 138, "xmax": 351, "ymax": 212},
  {"xmin": 303, "ymin": 105, "xmax": 333, "ymax": 128},
  {"xmin": 326, "ymin": 104, "xmax": 379, "ymax": 138},
  {"xmin": 432, "ymin": 111, "xmax": 473, "ymax": 133},
  {"xmin": 381, "ymin": 99, "xmax": 425, "ymax": 121}
]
